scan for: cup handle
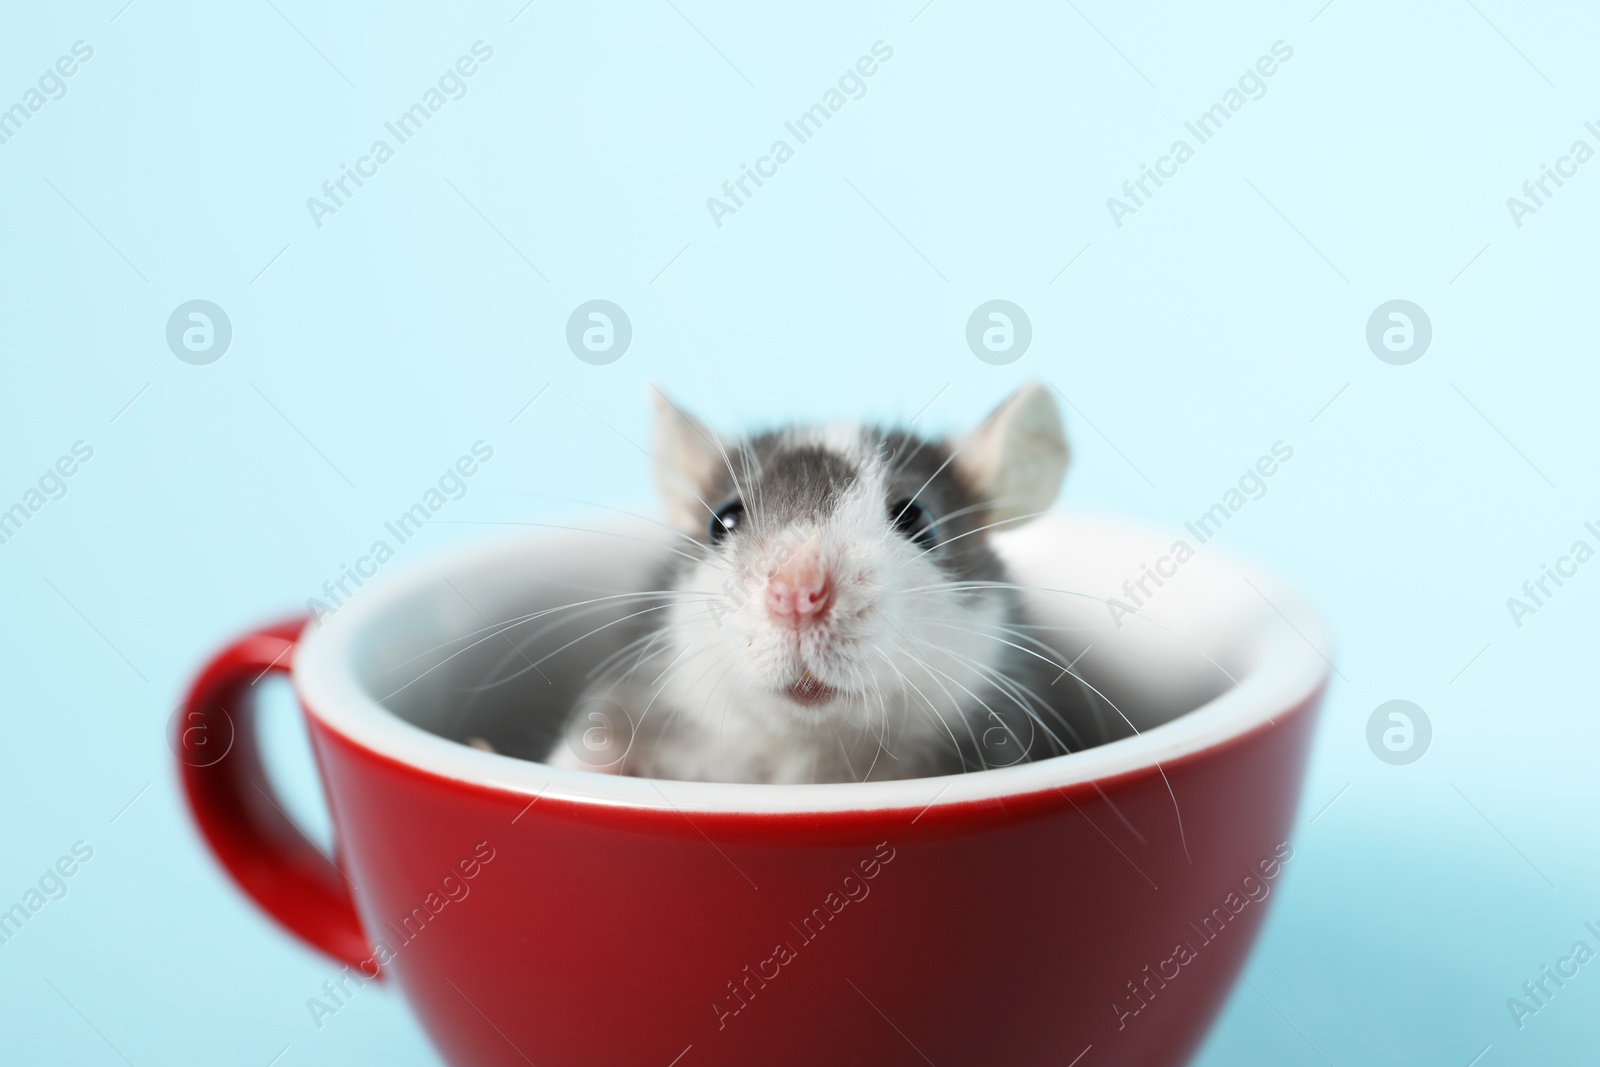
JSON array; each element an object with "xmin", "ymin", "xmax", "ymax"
[{"xmin": 175, "ymin": 618, "xmax": 377, "ymax": 974}]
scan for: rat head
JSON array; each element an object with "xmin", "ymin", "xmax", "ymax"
[{"xmin": 648, "ymin": 383, "xmax": 1070, "ymax": 750}]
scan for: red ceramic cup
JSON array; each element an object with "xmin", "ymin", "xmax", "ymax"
[{"xmin": 177, "ymin": 515, "xmax": 1327, "ymax": 1067}]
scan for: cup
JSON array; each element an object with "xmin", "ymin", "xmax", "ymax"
[{"xmin": 176, "ymin": 514, "xmax": 1327, "ymax": 1066}]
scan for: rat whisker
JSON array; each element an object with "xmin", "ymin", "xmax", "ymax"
[
  {"xmin": 556, "ymin": 385, "xmax": 730, "ymax": 531},
  {"xmin": 924, "ymin": 616, "xmax": 1070, "ymax": 669},
  {"xmin": 889, "ymin": 425, "xmax": 982, "ymax": 531},
  {"xmin": 883, "ymin": 428, "xmax": 937, "ymax": 485},
  {"xmin": 672, "ymin": 648, "xmax": 741, "ymax": 754},
  {"xmin": 902, "ymin": 579, "xmax": 1240, "ymax": 693},
  {"xmin": 904, "ymin": 633, "xmax": 1084, "ymax": 754},
  {"xmin": 492, "ymin": 602, "xmax": 712, "ymax": 690},
  {"xmin": 895, "ymin": 646, "xmax": 991, "ymax": 772},
  {"xmin": 594, "ymin": 647, "xmax": 680, "ymax": 711},
  {"xmin": 429, "ymin": 519, "xmax": 713, "ymax": 568},
  {"xmin": 585, "ymin": 629, "xmax": 665, "ymax": 675},
  {"xmin": 710, "ymin": 656, "xmax": 750, "ymax": 751},
  {"xmin": 905, "ymin": 634, "xmax": 1052, "ymax": 750},
  {"xmin": 743, "ymin": 443, "xmax": 768, "ymax": 532},
  {"xmin": 919, "ymin": 621, "xmax": 1110, "ymax": 739},
  {"xmin": 882, "ymin": 614, "xmax": 1047, "ymax": 760},
  {"xmin": 894, "ymin": 640, "xmax": 1046, "ymax": 769},
  {"xmin": 915, "ymin": 619, "xmax": 1192, "ymax": 864},
  {"xmin": 712, "ymin": 432, "xmax": 757, "ymax": 528},
  {"xmin": 498, "ymin": 494, "xmax": 714, "ymax": 555},
  {"xmin": 905, "ymin": 509, "xmax": 1055, "ymax": 565},
  {"xmin": 825, "ymin": 712, "xmax": 862, "ymax": 783},
  {"xmin": 879, "ymin": 633, "xmax": 996, "ymax": 769},
  {"xmin": 613, "ymin": 645, "xmax": 722, "ymax": 767},
  {"xmin": 387, "ymin": 600, "xmax": 701, "ymax": 703},
  {"xmin": 465, "ymin": 595, "xmax": 710, "ymax": 701},
  {"xmin": 922, "ymin": 492, "xmax": 1035, "ymax": 528},
  {"xmin": 589, "ymin": 627, "xmax": 677, "ymax": 683},
  {"xmin": 651, "ymin": 385, "xmax": 754, "ymax": 531},
  {"xmin": 611, "ymin": 640, "xmax": 713, "ymax": 724},
  {"xmin": 924, "ymin": 616, "xmax": 1111, "ymax": 743},
  {"xmin": 847, "ymin": 668, "xmax": 884, "ymax": 772},
  {"xmin": 857, "ymin": 664, "xmax": 896, "ymax": 779},
  {"xmin": 476, "ymin": 593, "xmax": 705, "ymax": 676},
  {"xmin": 373, "ymin": 589, "xmax": 709, "ymax": 687},
  {"xmin": 645, "ymin": 642, "xmax": 698, "ymax": 690},
  {"xmin": 873, "ymin": 647, "xmax": 966, "ymax": 769}
]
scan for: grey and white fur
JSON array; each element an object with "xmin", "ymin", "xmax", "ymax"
[{"xmin": 541, "ymin": 381, "xmax": 1098, "ymax": 784}]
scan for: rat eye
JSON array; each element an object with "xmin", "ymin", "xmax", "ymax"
[
  {"xmin": 710, "ymin": 499, "xmax": 745, "ymax": 543},
  {"xmin": 889, "ymin": 499, "xmax": 937, "ymax": 548}
]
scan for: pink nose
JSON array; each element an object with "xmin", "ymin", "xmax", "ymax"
[{"xmin": 765, "ymin": 554, "xmax": 834, "ymax": 627}]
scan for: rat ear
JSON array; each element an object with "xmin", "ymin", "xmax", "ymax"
[
  {"xmin": 951, "ymin": 381, "xmax": 1069, "ymax": 528},
  {"xmin": 650, "ymin": 386, "xmax": 725, "ymax": 531}
]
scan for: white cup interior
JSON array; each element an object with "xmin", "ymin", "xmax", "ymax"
[{"xmin": 294, "ymin": 514, "xmax": 1329, "ymax": 813}]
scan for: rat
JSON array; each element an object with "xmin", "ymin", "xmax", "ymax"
[{"xmin": 533, "ymin": 381, "xmax": 1100, "ymax": 785}]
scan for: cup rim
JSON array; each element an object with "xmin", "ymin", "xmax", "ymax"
[{"xmin": 293, "ymin": 513, "xmax": 1330, "ymax": 815}]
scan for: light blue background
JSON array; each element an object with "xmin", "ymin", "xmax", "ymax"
[{"xmin": 1, "ymin": 1, "xmax": 1596, "ymax": 1064}]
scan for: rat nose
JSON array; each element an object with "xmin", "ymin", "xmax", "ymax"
[{"xmin": 765, "ymin": 552, "xmax": 835, "ymax": 627}]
